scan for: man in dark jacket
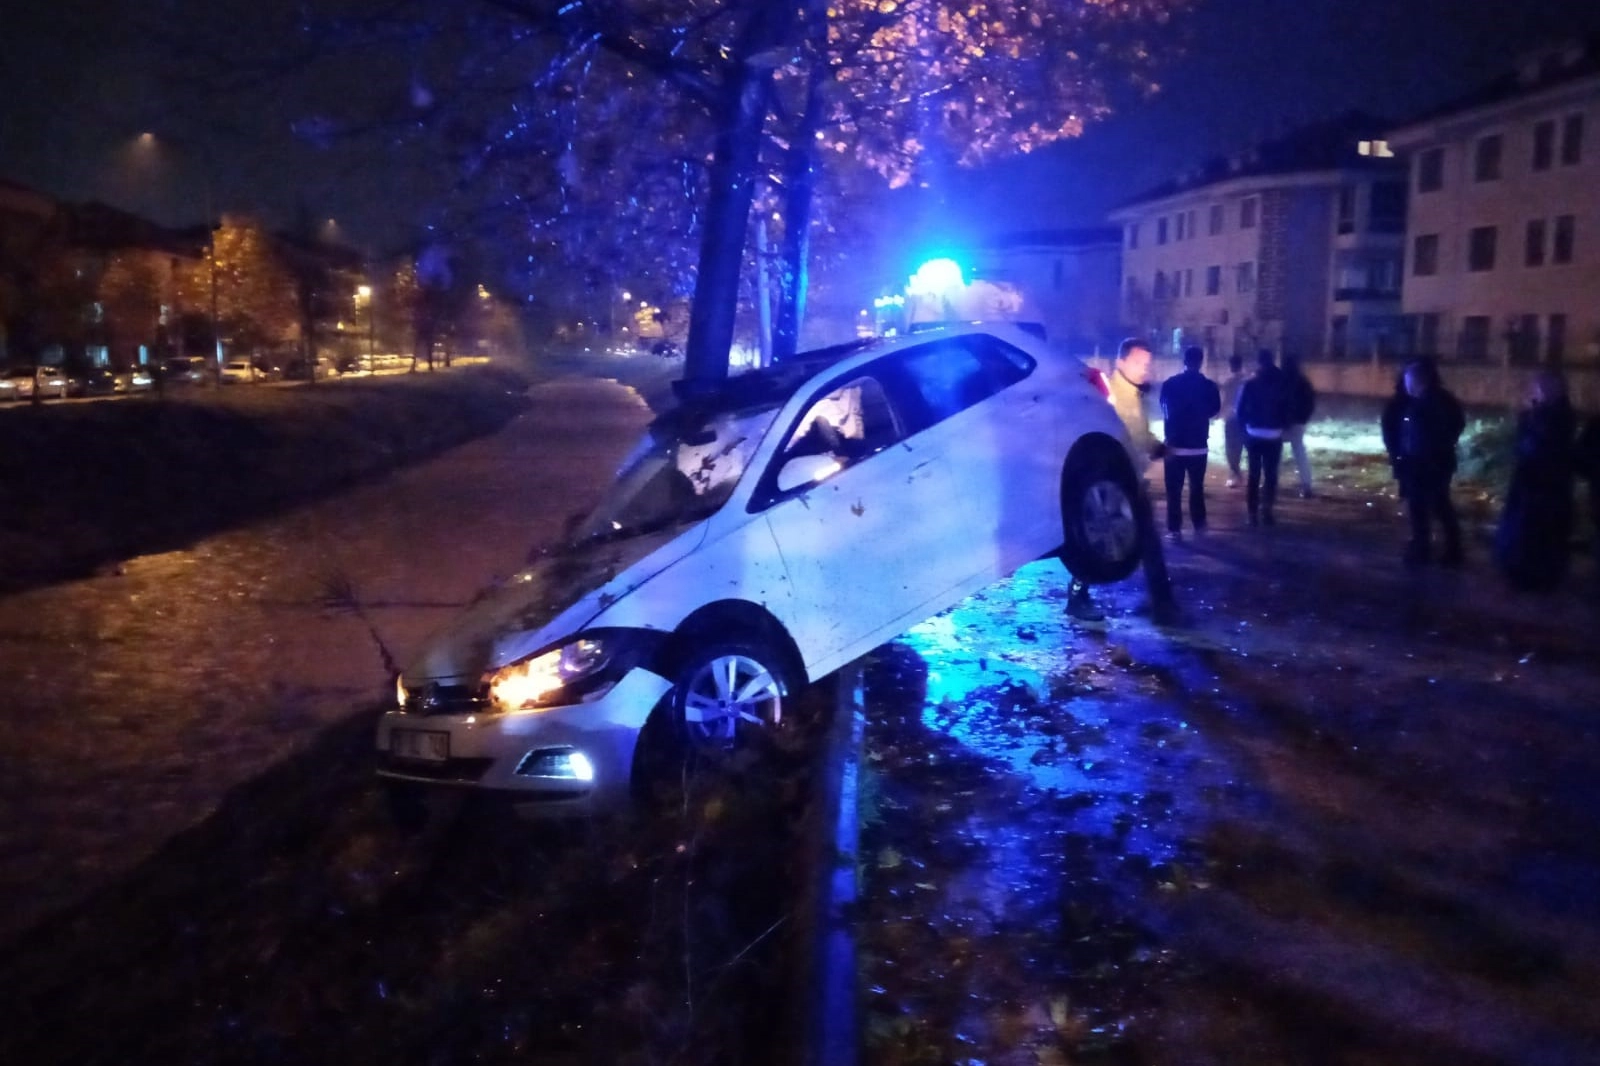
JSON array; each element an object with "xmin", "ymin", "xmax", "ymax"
[
  {"xmin": 1159, "ymin": 346, "xmax": 1221, "ymax": 540},
  {"xmin": 1282, "ymin": 354, "xmax": 1317, "ymax": 497},
  {"xmin": 1394, "ymin": 358, "xmax": 1466, "ymax": 565},
  {"xmin": 1235, "ymin": 349, "xmax": 1291, "ymax": 526}
]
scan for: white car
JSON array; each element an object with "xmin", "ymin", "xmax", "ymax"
[
  {"xmin": 219, "ymin": 358, "xmax": 256, "ymax": 383},
  {"xmin": 378, "ymin": 324, "xmax": 1145, "ymax": 815},
  {"xmin": 0, "ymin": 367, "xmax": 37, "ymax": 400}
]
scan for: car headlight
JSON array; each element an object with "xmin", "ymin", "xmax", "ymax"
[
  {"xmin": 395, "ymin": 674, "xmax": 408, "ymax": 709},
  {"xmin": 485, "ymin": 636, "xmax": 616, "ymax": 713}
]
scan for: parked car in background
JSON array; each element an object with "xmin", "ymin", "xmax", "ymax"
[
  {"xmin": 32, "ymin": 366, "xmax": 71, "ymax": 399},
  {"xmin": 161, "ymin": 357, "xmax": 207, "ymax": 386},
  {"xmin": 282, "ymin": 357, "xmax": 339, "ymax": 381},
  {"xmin": 219, "ymin": 358, "xmax": 257, "ymax": 384},
  {"xmin": 0, "ymin": 366, "xmax": 37, "ymax": 401},
  {"xmin": 78, "ymin": 368, "xmax": 122, "ymax": 396},
  {"xmin": 251, "ymin": 356, "xmax": 283, "ymax": 381},
  {"xmin": 378, "ymin": 323, "xmax": 1147, "ymax": 818},
  {"xmin": 123, "ymin": 367, "xmax": 155, "ymax": 392}
]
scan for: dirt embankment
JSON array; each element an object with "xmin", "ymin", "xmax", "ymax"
[{"xmin": 0, "ymin": 368, "xmax": 532, "ymax": 593}]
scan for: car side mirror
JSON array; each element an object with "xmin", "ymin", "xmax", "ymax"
[{"xmin": 777, "ymin": 453, "xmax": 842, "ymax": 493}]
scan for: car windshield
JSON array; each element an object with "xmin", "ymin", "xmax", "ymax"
[{"xmin": 571, "ymin": 402, "xmax": 784, "ymax": 545}]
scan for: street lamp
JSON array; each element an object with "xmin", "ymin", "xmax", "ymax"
[
  {"xmin": 133, "ymin": 132, "xmax": 220, "ymax": 370},
  {"xmin": 356, "ymin": 285, "xmax": 374, "ymax": 373}
]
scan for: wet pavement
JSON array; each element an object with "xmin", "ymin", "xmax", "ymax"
[
  {"xmin": 0, "ymin": 376, "xmax": 652, "ymax": 945},
  {"xmin": 859, "ymin": 471, "xmax": 1600, "ymax": 1066}
]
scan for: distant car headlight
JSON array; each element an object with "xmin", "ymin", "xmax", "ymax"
[
  {"xmin": 485, "ymin": 636, "xmax": 618, "ymax": 713},
  {"xmin": 395, "ymin": 674, "xmax": 409, "ymax": 709}
]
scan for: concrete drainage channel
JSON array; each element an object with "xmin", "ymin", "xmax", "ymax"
[{"xmin": 788, "ymin": 663, "xmax": 866, "ymax": 1066}]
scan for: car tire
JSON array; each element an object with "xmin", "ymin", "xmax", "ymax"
[
  {"xmin": 1058, "ymin": 447, "xmax": 1144, "ymax": 584},
  {"xmin": 670, "ymin": 639, "xmax": 789, "ymax": 751}
]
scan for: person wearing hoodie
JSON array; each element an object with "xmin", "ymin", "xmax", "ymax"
[
  {"xmin": 1393, "ymin": 357, "xmax": 1466, "ymax": 566},
  {"xmin": 1493, "ymin": 370, "xmax": 1576, "ymax": 590},
  {"xmin": 1159, "ymin": 345, "xmax": 1222, "ymax": 540},
  {"xmin": 1235, "ymin": 348, "xmax": 1291, "ymax": 526}
]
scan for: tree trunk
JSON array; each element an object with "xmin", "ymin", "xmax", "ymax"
[{"xmin": 773, "ymin": 66, "xmax": 826, "ymax": 362}]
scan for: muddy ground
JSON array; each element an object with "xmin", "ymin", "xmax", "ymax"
[{"xmin": 858, "ymin": 430, "xmax": 1600, "ymax": 1065}]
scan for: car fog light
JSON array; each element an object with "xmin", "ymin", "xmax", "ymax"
[{"xmin": 514, "ymin": 747, "xmax": 595, "ymax": 782}]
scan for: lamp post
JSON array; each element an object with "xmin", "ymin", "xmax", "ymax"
[
  {"xmin": 134, "ymin": 132, "xmax": 220, "ymax": 372},
  {"xmin": 356, "ymin": 284, "xmax": 374, "ymax": 372}
]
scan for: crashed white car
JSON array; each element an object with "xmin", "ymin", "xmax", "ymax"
[{"xmin": 378, "ymin": 324, "xmax": 1145, "ymax": 814}]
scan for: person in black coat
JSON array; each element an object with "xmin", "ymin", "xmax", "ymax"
[
  {"xmin": 1235, "ymin": 349, "xmax": 1291, "ymax": 526},
  {"xmin": 1159, "ymin": 346, "xmax": 1222, "ymax": 539},
  {"xmin": 1393, "ymin": 358, "xmax": 1466, "ymax": 565},
  {"xmin": 1494, "ymin": 371, "xmax": 1577, "ymax": 591}
]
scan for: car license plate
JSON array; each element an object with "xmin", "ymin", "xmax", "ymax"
[{"xmin": 391, "ymin": 728, "xmax": 449, "ymax": 762}]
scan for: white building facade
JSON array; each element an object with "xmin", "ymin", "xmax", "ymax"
[
  {"xmin": 1110, "ymin": 118, "xmax": 1406, "ymax": 362},
  {"xmin": 1388, "ymin": 43, "xmax": 1600, "ymax": 366}
]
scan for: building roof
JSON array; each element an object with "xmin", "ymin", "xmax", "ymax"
[
  {"xmin": 57, "ymin": 200, "xmax": 202, "ymax": 257},
  {"xmin": 1116, "ymin": 111, "xmax": 1401, "ymax": 210},
  {"xmin": 1389, "ymin": 36, "xmax": 1600, "ymax": 136}
]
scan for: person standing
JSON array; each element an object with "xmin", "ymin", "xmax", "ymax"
[
  {"xmin": 1066, "ymin": 338, "xmax": 1177, "ymax": 623},
  {"xmin": 1235, "ymin": 349, "xmax": 1290, "ymax": 526},
  {"xmin": 1394, "ymin": 358, "xmax": 1466, "ymax": 566},
  {"xmin": 1218, "ymin": 353, "xmax": 1247, "ymax": 487},
  {"xmin": 1159, "ymin": 346, "xmax": 1221, "ymax": 541},
  {"xmin": 1493, "ymin": 370, "xmax": 1576, "ymax": 591},
  {"xmin": 1282, "ymin": 353, "xmax": 1318, "ymax": 497}
]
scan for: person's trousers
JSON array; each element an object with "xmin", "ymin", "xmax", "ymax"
[
  {"xmin": 1246, "ymin": 436, "xmax": 1283, "ymax": 518},
  {"xmin": 1405, "ymin": 468, "xmax": 1461, "ymax": 560},
  {"xmin": 1163, "ymin": 454, "xmax": 1209, "ymax": 533},
  {"xmin": 1284, "ymin": 422, "xmax": 1313, "ymax": 492},
  {"xmin": 1223, "ymin": 418, "xmax": 1244, "ymax": 476}
]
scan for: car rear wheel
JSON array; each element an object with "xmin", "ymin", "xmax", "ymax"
[
  {"xmin": 1059, "ymin": 448, "xmax": 1144, "ymax": 584},
  {"xmin": 672, "ymin": 641, "xmax": 787, "ymax": 751}
]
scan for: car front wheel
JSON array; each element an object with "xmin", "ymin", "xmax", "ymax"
[
  {"xmin": 672, "ymin": 640, "xmax": 787, "ymax": 751},
  {"xmin": 1059, "ymin": 449, "xmax": 1144, "ymax": 584}
]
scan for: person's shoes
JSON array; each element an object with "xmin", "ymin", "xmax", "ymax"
[
  {"xmin": 1299, "ymin": 488, "xmax": 1316, "ymax": 499},
  {"xmin": 1192, "ymin": 525, "xmax": 1208, "ymax": 538},
  {"xmin": 1247, "ymin": 510, "xmax": 1259, "ymax": 527},
  {"xmin": 1067, "ymin": 591, "xmax": 1106, "ymax": 622},
  {"xmin": 1166, "ymin": 530, "xmax": 1183, "ymax": 544},
  {"xmin": 1262, "ymin": 509, "xmax": 1276, "ymax": 527},
  {"xmin": 1226, "ymin": 476, "xmax": 1240, "ymax": 488}
]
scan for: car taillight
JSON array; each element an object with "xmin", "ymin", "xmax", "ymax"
[{"xmin": 1084, "ymin": 366, "xmax": 1113, "ymax": 403}]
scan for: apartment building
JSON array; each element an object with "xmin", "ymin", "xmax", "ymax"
[
  {"xmin": 1110, "ymin": 114, "xmax": 1407, "ymax": 361},
  {"xmin": 968, "ymin": 227, "xmax": 1123, "ymax": 356},
  {"xmin": 1388, "ymin": 40, "xmax": 1600, "ymax": 366}
]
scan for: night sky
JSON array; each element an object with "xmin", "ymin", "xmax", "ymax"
[{"xmin": 5, "ymin": 0, "xmax": 1600, "ymax": 259}]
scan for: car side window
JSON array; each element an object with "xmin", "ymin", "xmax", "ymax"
[
  {"xmin": 752, "ymin": 373, "xmax": 905, "ymax": 506},
  {"xmin": 890, "ymin": 336, "xmax": 1034, "ymax": 431}
]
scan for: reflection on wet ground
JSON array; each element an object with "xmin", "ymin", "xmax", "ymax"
[
  {"xmin": 0, "ymin": 378, "xmax": 651, "ymax": 944},
  {"xmin": 860, "ymin": 479, "xmax": 1600, "ymax": 1066}
]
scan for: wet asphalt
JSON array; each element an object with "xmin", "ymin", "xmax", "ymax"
[{"xmin": 0, "ymin": 377, "xmax": 651, "ymax": 944}]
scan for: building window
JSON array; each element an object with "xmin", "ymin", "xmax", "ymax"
[
  {"xmin": 1186, "ymin": 209, "xmax": 1197, "ymax": 240},
  {"xmin": 1553, "ymin": 214, "xmax": 1575, "ymax": 263},
  {"xmin": 1183, "ymin": 268, "xmax": 1194, "ymax": 297},
  {"xmin": 1474, "ymin": 134, "xmax": 1503, "ymax": 181},
  {"xmin": 1205, "ymin": 265, "xmax": 1221, "ymax": 295},
  {"xmin": 1336, "ymin": 186, "xmax": 1356, "ymax": 234},
  {"xmin": 1157, "ymin": 217, "xmax": 1169, "ymax": 245},
  {"xmin": 1533, "ymin": 120, "xmax": 1556, "ymax": 171},
  {"xmin": 1511, "ymin": 313, "xmax": 1541, "ymax": 364},
  {"xmin": 1561, "ymin": 114, "xmax": 1584, "ymax": 166},
  {"xmin": 1526, "ymin": 219, "xmax": 1547, "ymax": 267},
  {"xmin": 1154, "ymin": 270, "xmax": 1167, "ymax": 299},
  {"xmin": 1127, "ymin": 223, "xmax": 1140, "ymax": 250},
  {"xmin": 1208, "ymin": 204, "xmax": 1224, "ymax": 235},
  {"xmin": 1329, "ymin": 315, "xmax": 1349, "ymax": 359},
  {"xmin": 1419, "ymin": 312, "xmax": 1441, "ymax": 354},
  {"xmin": 1240, "ymin": 197, "xmax": 1258, "ymax": 228},
  {"xmin": 1467, "ymin": 226, "xmax": 1497, "ymax": 272},
  {"xmin": 1236, "ymin": 261, "xmax": 1256, "ymax": 293},
  {"xmin": 1459, "ymin": 315, "xmax": 1491, "ymax": 360},
  {"xmin": 1549, "ymin": 314, "xmax": 1568, "ymax": 362},
  {"xmin": 1417, "ymin": 147, "xmax": 1444, "ymax": 192},
  {"xmin": 1369, "ymin": 181, "xmax": 1406, "ymax": 233},
  {"xmin": 1175, "ymin": 212, "xmax": 1187, "ymax": 241},
  {"xmin": 1412, "ymin": 233, "xmax": 1439, "ymax": 276}
]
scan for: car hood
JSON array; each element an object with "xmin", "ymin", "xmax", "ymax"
[{"xmin": 402, "ymin": 523, "xmax": 704, "ymax": 684}]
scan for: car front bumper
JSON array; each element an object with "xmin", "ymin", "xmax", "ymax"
[{"xmin": 375, "ymin": 666, "xmax": 672, "ymax": 815}]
